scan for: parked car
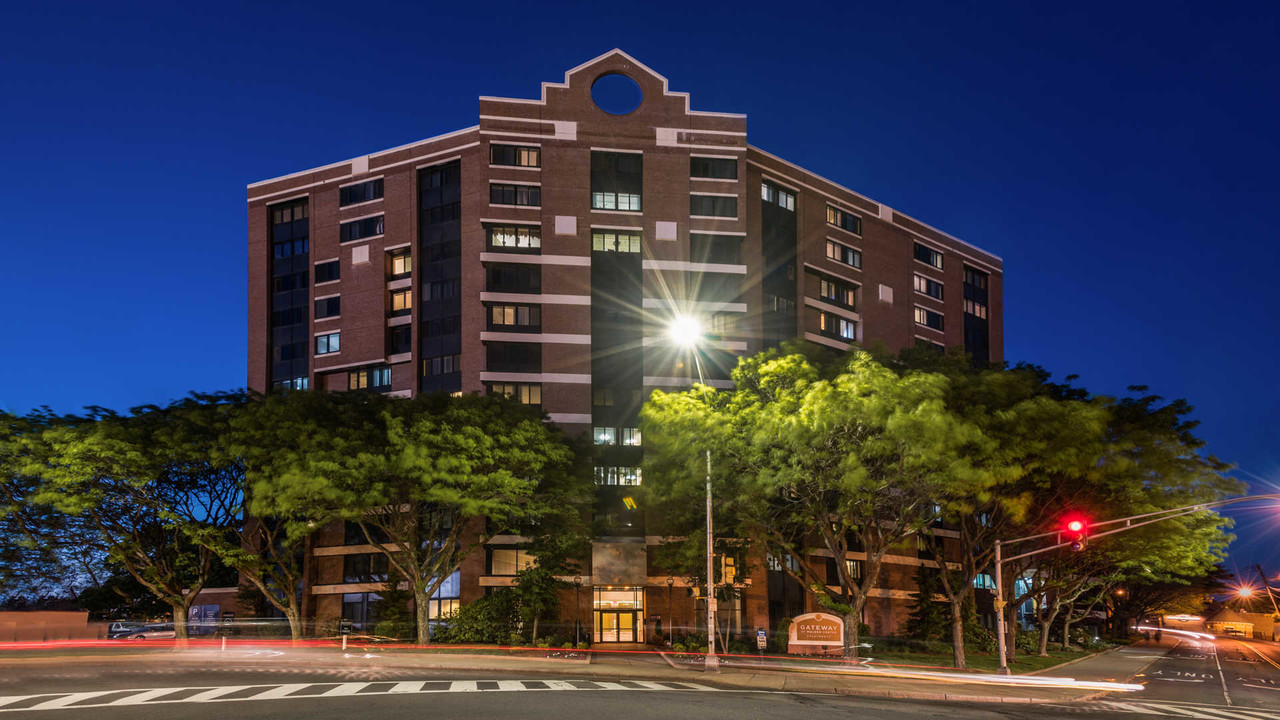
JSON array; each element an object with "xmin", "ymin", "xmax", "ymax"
[
  {"xmin": 106, "ymin": 621, "xmax": 146, "ymax": 639},
  {"xmin": 117, "ymin": 623, "xmax": 176, "ymax": 640}
]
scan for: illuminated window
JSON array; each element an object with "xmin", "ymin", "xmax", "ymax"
[
  {"xmin": 315, "ymin": 332, "xmax": 340, "ymax": 355},
  {"xmin": 592, "ymin": 230, "xmax": 641, "ymax": 253},
  {"xmin": 423, "ymin": 354, "xmax": 460, "ymax": 376},
  {"xmin": 593, "ymin": 427, "xmax": 617, "ymax": 445},
  {"xmin": 592, "ymin": 151, "xmax": 643, "ymax": 211},
  {"xmin": 486, "ymin": 382, "xmax": 541, "ymax": 405},
  {"xmin": 914, "ymin": 242, "xmax": 944, "ymax": 270},
  {"xmin": 490, "ymin": 144, "xmax": 540, "ymax": 168},
  {"xmin": 914, "ymin": 306, "xmax": 944, "ymax": 331},
  {"xmin": 964, "ymin": 299, "xmax": 988, "ymax": 319},
  {"xmin": 817, "ymin": 276, "xmax": 857, "ymax": 309},
  {"xmin": 594, "ymin": 466, "xmax": 642, "ymax": 486},
  {"xmin": 489, "ymin": 548, "xmax": 537, "ymax": 575},
  {"xmin": 826, "ymin": 206, "xmax": 861, "ymax": 235},
  {"xmin": 620, "ymin": 427, "xmax": 642, "ymax": 446},
  {"xmin": 825, "ymin": 240, "xmax": 861, "ymax": 269},
  {"xmin": 348, "ymin": 366, "xmax": 391, "ymax": 392},
  {"xmin": 390, "ymin": 289, "xmax": 412, "ymax": 316},
  {"xmin": 487, "ymin": 225, "xmax": 541, "ymax": 251},
  {"xmin": 389, "ymin": 251, "xmax": 411, "ymax": 277},
  {"xmin": 761, "ymin": 182, "xmax": 795, "ymax": 211},
  {"xmin": 913, "ymin": 274, "xmax": 943, "ymax": 300},
  {"xmin": 819, "ymin": 312, "xmax": 856, "ymax": 340},
  {"xmin": 488, "ymin": 304, "xmax": 541, "ymax": 331}
]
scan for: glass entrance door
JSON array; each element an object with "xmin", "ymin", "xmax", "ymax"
[{"xmin": 595, "ymin": 610, "xmax": 636, "ymax": 642}]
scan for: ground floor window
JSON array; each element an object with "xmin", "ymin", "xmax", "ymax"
[
  {"xmin": 341, "ymin": 592, "xmax": 382, "ymax": 631},
  {"xmin": 427, "ymin": 570, "xmax": 461, "ymax": 619}
]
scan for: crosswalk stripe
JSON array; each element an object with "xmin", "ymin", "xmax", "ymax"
[
  {"xmin": 0, "ymin": 677, "xmax": 723, "ymax": 712},
  {"xmin": 181, "ymin": 685, "xmax": 257, "ymax": 703},
  {"xmin": 107, "ymin": 688, "xmax": 186, "ymax": 705},
  {"xmin": 318, "ymin": 683, "xmax": 370, "ymax": 697},
  {"xmin": 1101, "ymin": 703, "xmax": 1166, "ymax": 715},
  {"xmin": 249, "ymin": 684, "xmax": 313, "ymax": 700},
  {"xmin": 25, "ymin": 692, "xmax": 118, "ymax": 711},
  {"xmin": 1099, "ymin": 702, "xmax": 1280, "ymax": 720}
]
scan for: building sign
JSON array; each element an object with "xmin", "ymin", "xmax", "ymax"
[{"xmin": 787, "ymin": 612, "xmax": 844, "ymax": 655}]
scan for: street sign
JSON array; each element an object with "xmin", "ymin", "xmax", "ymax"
[{"xmin": 756, "ymin": 629, "xmax": 767, "ymax": 650}]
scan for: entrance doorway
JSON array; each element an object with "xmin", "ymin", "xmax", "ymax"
[
  {"xmin": 596, "ymin": 610, "xmax": 636, "ymax": 642},
  {"xmin": 593, "ymin": 587, "xmax": 644, "ymax": 643}
]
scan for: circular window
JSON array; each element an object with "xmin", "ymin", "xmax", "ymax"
[{"xmin": 591, "ymin": 73, "xmax": 643, "ymax": 115}]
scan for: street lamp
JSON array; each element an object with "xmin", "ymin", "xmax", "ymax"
[
  {"xmin": 666, "ymin": 314, "xmax": 719, "ymax": 672},
  {"xmin": 573, "ymin": 575, "xmax": 582, "ymax": 649}
]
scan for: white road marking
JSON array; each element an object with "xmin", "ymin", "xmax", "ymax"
[
  {"xmin": 1096, "ymin": 701, "xmax": 1280, "ymax": 720},
  {"xmin": 0, "ymin": 678, "xmax": 726, "ymax": 713}
]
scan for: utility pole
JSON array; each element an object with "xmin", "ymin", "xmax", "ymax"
[{"xmin": 1256, "ymin": 564, "xmax": 1280, "ymax": 616}]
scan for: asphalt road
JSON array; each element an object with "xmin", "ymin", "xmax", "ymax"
[{"xmin": 0, "ymin": 647, "xmax": 1278, "ymax": 719}]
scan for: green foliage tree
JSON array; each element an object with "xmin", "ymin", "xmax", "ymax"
[
  {"xmin": 249, "ymin": 391, "xmax": 587, "ymax": 644},
  {"xmin": 901, "ymin": 564, "xmax": 949, "ymax": 642},
  {"xmin": 644, "ymin": 346, "xmax": 994, "ymax": 658},
  {"xmin": 28, "ymin": 395, "xmax": 245, "ymax": 640}
]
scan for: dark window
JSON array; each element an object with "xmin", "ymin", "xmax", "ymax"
[
  {"xmin": 340, "ymin": 215, "xmax": 384, "ymax": 243},
  {"xmin": 826, "ymin": 206, "xmax": 862, "ymax": 235},
  {"xmin": 914, "ymin": 306, "xmax": 945, "ymax": 331},
  {"xmin": 315, "ymin": 260, "xmax": 340, "ymax": 284},
  {"xmin": 342, "ymin": 553, "xmax": 389, "ymax": 583},
  {"xmin": 489, "ymin": 183, "xmax": 541, "ymax": 207},
  {"xmin": 388, "ymin": 326, "xmax": 412, "ymax": 355},
  {"xmin": 314, "ymin": 296, "xmax": 341, "ymax": 319},
  {"xmin": 915, "ymin": 338, "xmax": 945, "ymax": 353},
  {"xmin": 423, "ymin": 353, "xmax": 461, "ymax": 376},
  {"xmin": 690, "ymin": 194, "xmax": 738, "ymax": 218},
  {"xmin": 591, "ymin": 151, "xmax": 643, "ymax": 211},
  {"xmin": 913, "ymin": 274, "xmax": 944, "ymax": 300},
  {"xmin": 490, "ymin": 144, "xmax": 540, "ymax": 167},
  {"xmin": 964, "ymin": 267, "xmax": 989, "ymax": 290},
  {"xmin": 690, "ymin": 233, "xmax": 742, "ymax": 264},
  {"xmin": 825, "ymin": 240, "xmax": 861, "ymax": 269},
  {"xmin": 271, "ymin": 307, "xmax": 305, "ymax": 327},
  {"xmin": 914, "ymin": 242, "xmax": 944, "ymax": 270},
  {"xmin": 486, "ymin": 264, "xmax": 541, "ymax": 294},
  {"xmin": 272, "ymin": 271, "xmax": 308, "ymax": 293},
  {"xmin": 424, "ymin": 279, "xmax": 460, "ymax": 299},
  {"xmin": 487, "ymin": 304, "xmax": 541, "ymax": 331},
  {"xmin": 339, "ymin": 179, "xmax": 383, "ymax": 207},
  {"xmin": 486, "ymin": 342, "xmax": 541, "ymax": 373},
  {"xmin": 486, "ymin": 225, "xmax": 541, "ymax": 252},
  {"xmin": 422, "ymin": 315, "xmax": 461, "ymax": 338},
  {"xmin": 690, "ymin": 156, "xmax": 737, "ymax": 179},
  {"xmin": 343, "ymin": 521, "xmax": 390, "ymax": 546}
]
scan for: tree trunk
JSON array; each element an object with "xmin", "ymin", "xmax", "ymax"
[
  {"xmin": 414, "ymin": 589, "xmax": 432, "ymax": 645},
  {"xmin": 1006, "ymin": 609, "xmax": 1018, "ymax": 661},
  {"xmin": 1062, "ymin": 618, "xmax": 1072, "ymax": 651},
  {"xmin": 842, "ymin": 596, "xmax": 868, "ymax": 658},
  {"xmin": 285, "ymin": 607, "xmax": 303, "ymax": 644},
  {"xmin": 531, "ymin": 615, "xmax": 539, "ymax": 643},
  {"xmin": 1037, "ymin": 606, "xmax": 1058, "ymax": 657},
  {"xmin": 171, "ymin": 602, "xmax": 189, "ymax": 647},
  {"xmin": 948, "ymin": 599, "xmax": 966, "ymax": 669}
]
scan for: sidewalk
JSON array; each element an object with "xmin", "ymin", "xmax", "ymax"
[{"xmin": 0, "ymin": 639, "xmax": 1171, "ymax": 705}]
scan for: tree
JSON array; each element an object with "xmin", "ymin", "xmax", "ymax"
[
  {"xmin": 249, "ymin": 391, "xmax": 586, "ymax": 644},
  {"xmin": 29, "ymin": 395, "xmax": 244, "ymax": 640},
  {"xmin": 901, "ymin": 564, "xmax": 949, "ymax": 642},
  {"xmin": 643, "ymin": 347, "xmax": 993, "ymax": 658}
]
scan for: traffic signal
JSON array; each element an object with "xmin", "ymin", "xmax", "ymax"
[{"xmin": 1064, "ymin": 516, "xmax": 1089, "ymax": 551}]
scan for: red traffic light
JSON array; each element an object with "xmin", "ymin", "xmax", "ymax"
[
  {"xmin": 1066, "ymin": 520, "xmax": 1085, "ymax": 533},
  {"xmin": 1063, "ymin": 516, "xmax": 1089, "ymax": 551}
]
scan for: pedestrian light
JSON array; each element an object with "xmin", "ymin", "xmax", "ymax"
[
  {"xmin": 1238, "ymin": 587, "xmax": 1255, "ymax": 598},
  {"xmin": 1063, "ymin": 516, "xmax": 1089, "ymax": 551},
  {"xmin": 667, "ymin": 314, "xmax": 703, "ymax": 348}
]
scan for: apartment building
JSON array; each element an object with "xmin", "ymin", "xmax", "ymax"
[{"xmin": 245, "ymin": 50, "xmax": 1004, "ymax": 643}]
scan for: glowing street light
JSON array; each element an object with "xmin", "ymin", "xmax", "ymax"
[
  {"xmin": 1238, "ymin": 587, "xmax": 1255, "ymax": 598},
  {"xmin": 665, "ymin": 313, "xmax": 718, "ymax": 672}
]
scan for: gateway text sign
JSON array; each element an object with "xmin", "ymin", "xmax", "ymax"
[{"xmin": 786, "ymin": 612, "xmax": 844, "ymax": 655}]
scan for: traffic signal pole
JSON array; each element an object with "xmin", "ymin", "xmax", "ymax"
[{"xmin": 992, "ymin": 493, "xmax": 1280, "ymax": 675}]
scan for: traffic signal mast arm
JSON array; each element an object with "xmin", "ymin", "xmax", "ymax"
[{"xmin": 993, "ymin": 492, "xmax": 1280, "ymax": 674}]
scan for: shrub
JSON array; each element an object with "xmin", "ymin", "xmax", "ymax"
[{"xmin": 434, "ymin": 589, "xmax": 520, "ymax": 644}]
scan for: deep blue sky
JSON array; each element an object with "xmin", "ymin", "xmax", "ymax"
[{"xmin": 1, "ymin": 1, "xmax": 1276, "ymax": 572}]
